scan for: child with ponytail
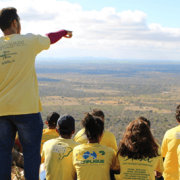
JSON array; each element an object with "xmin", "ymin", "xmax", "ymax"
[{"xmin": 73, "ymin": 113, "xmax": 120, "ymax": 180}]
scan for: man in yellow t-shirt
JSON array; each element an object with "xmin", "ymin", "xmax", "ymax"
[
  {"xmin": 0, "ymin": 7, "xmax": 72, "ymax": 180},
  {"xmin": 161, "ymin": 104, "xmax": 180, "ymax": 180},
  {"xmin": 73, "ymin": 143, "xmax": 120, "ymax": 180},
  {"xmin": 74, "ymin": 109, "xmax": 118, "ymax": 151},
  {"xmin": 41, "ymin": 112, "xmax": 60, "ymax": 155},
  {"xmin": 41, "ymin": 115, "xmax": 80, "ymax": 180}
]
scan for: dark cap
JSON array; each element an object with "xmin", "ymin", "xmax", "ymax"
[
  {"xmin": 46, "ymin": 112, "xmax": 60, "ymax": 126},
  {"xmin": 57, "ymin": 115, "xmax": 75, "ymax": 134}
]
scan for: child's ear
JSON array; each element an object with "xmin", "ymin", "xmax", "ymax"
[
  {"xmin": 12, "ymin": 19, "xmax": 18, "ymax": 28},
  {"xmin": 45, "ymin": 121, "xmax": 48, "ymax": 125},
  {"xmin": 72, "ymin": 130, "xmax": 75, "ymax": 135}
]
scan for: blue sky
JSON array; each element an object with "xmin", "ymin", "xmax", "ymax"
[
  {"xmin": 65, "ymin": 0, "xmax": 180, "ymax": 28},
  {"xmin": 0, "ymin": 0, "xmax": 180, "ymax": 60}
]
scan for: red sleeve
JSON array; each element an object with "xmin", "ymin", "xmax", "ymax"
[{"xmin": 46, "ymin": 30, "xmax": 67, "ymax": 44}]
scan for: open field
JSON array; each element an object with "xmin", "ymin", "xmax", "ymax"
[{"xmin": 36, "ymin": 60, "xmax": 180, "ymax": 144}]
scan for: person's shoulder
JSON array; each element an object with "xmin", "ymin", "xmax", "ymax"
[
  {"xmin": 103, "ymin": 131, "xmax": 115, "ymax": 138},
  {"xmin": 42, "ymin": 128, "xmax": 49, "ymax": 133},
  {"xmin": 70, "ymin": 140, "xmax": 81, "ymax": 147},
  {"xmin": 165, "ymin": 125, "xmax": 180, "ymax": 135},
  {"xmin": 21, "ymin": 33, "xmax": 36, "ymax": 39},
  {"xmin": 74, "ymin": 128, "xmax": 86, "ymax": 141},
  {"xmin": 73, "ymin": 143, "xmax": 84, "ymax": 151},
  {"xmin": 43, "ymin": 138, "xmax": 56, "ymax": 147},
  {"xmin": 23, "ymin": 33, "xmax": 48, "ymax": 41},
  {"xmin": 76, "ymin": 129, "xmax": 85, "ymax": 136},
  {"xmin": 100, "ymin": 144, "xmax": 114, "ymax": 153},
  {"xmin": 42, "ymin": 128, "xmax": 56, "ymax": 135}
]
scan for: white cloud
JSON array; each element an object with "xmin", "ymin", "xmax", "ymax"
[{"xmin": 0, "ymin": 0, "xmax": 180, "ymax": 60}]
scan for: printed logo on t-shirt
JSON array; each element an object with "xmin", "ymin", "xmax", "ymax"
[
  {"xmin": 175, "ymin": 132, "xmax": 180, "ymax": 139},
  {"xmin": 0, "ymin": 41, "xmax": 26, "ymax": 65},
  {"xmin": 52, "ymin": 143, "xmax": 73, "ymax": 161},
  {"xmin": 75, "ymin": 150, "xmax": 105, "ymax": 164},
  {"xmin": 83, "ymin": 151, "xmax": 97, "ymax": 159},
  {"xmin": 0, "ymin": 51, "xmax": 17, "ymax": 65},
  {"xmin": 124, "ymin": 156, "xmax": 153, "ymax": 163}
]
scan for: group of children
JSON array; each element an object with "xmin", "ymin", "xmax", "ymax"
[
  {"xmin": 13, "ymin": 105, "xmax": 180, "ymax": 180},
  {"xmin": 40, "ymin": 109, "xmax": 119, "ymax": 180}
]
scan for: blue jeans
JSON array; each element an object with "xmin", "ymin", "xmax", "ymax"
[
  {"xmin": 0, "ymin": 113, "xmax": 43, "ymax": 180},
  {"xmin": 40, "ymin": 170, "xmax": 46, "ymax": 180}
]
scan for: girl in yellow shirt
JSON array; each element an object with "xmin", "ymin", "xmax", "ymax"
[
  {"xmin": 117, "ymin": 118, "xmax": 164, "ymax": 180},
  {"xmin": 73, "ymin": 113, "xmax": 120, "ymax": 180}
]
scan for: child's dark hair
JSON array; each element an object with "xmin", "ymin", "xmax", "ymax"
[
  {"xmin": 176, "ymin": 104, "xmax": 180, "ymax": 122},
  {"xmin": 90, "ymin": 109, "xmax": 105, "ymax": 119},
  {"xmin": 82, "ymin": 113, "xmax": 104, "ymax": 141},
  {"xmin": 0, "ymin": 7, "xmax": 19, "ymax": 31}
]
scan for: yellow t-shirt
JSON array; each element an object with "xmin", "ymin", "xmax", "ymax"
[
  {"xmin": 117, "ymin": 153, "xmax": 164, "ymax": 180},
  {"xmin": 74, "ymin": 128, "xmax": 118, "ymax": 151},
  {"xmin": 177, "ymin": 145, "xmax": 180, "ymax": 180},
  {"xmin": 0, "ymin": 33, "xmax": 50, "ymax": 116},
  {"xmin": 41, "ymin": 137, "xmax": 80, "ymax": 180},
  {"xmin": 161, "ymin": 125, "xmax": 180, "ymax": 180},
  {"xmin": 73, "ymin": 143, "xmax": 120, "ymax": 180},
  {"xmin": 40, "ymin": 129, "xmax": 59, "ymax": 154}
]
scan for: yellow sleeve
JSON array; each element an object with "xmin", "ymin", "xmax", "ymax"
[
  {"xmin": 26, "ymin": 34, "xmax": 50, "ymax": 54},
  {"xmin": 36, "ymin": 35, "xmax": 50, "ymax": 54},
  {"xmin": 72, "ymin": 147, "xmax": 77, "ymax": 166},
  {"xmin": 111, "ymin": 150, "xmax": 120, "ymax": 170},
  {"xmin": 161, "ymin": 132, "xmax": 168, "ymax": 157},
  {"xmin": 155, "ymin": 156, "xmax": 164, "ymax": 173},
  {"xmin": 110, "ymin": 133, "xmax": 118, "ymax": 151},
  {"xmin": 71, "ymin": 150, "xmax": 77, "ymax": 179},
  {"xmin": 73, "ymin": 133, "xmax": 78, "ymax": 142},
  {"xmin": 41, "ymin": 145, "xmax": 45, "ymax": 164},
  {"xmin": 73, "ymin": 129, "xmax": 88, "ymax": 144}
]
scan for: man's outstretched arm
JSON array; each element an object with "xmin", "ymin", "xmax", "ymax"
[{"xmin": 46, "ymin": 30, "xmax": 73, "ymax": 44}]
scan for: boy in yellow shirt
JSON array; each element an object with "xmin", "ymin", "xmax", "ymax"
[
  {"xmin": 161, "ymin": 104, "xmax": 180, "ymax": 180},
  {"xmin": 41, "ymin": 115, "xmax": 80, "ymax": 180},
  {"xmin": 41, "ymin": 112, "xmax": 60, "ymax": 154}
]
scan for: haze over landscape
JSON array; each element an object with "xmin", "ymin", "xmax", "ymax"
[{"xmin": 37, "ymin": 60, "xmax": 180, "ymax": 144}]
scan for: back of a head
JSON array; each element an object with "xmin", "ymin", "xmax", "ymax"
[
  {"xmin": 118, "ymin": 119, "xmax": 158, "ymax": 159},
  {"xmin": 90, "ymin": 109, "xmax": 105, "ymax": 120},
  {"xmin": 46, "ymin": 112, "xmax": 60, "ymax": 128},
  {"xmin": 82, "ymin": 113, "xmax": 104, "ymax": 141},
  {"xmin": 57, "ymin": 115, "xmax": 75, "ymax": 137},
  {"xmin": 137, "ymin": 116, "xmax": 151, "ymax": 128},
  {"xmin": 176, "ymin": 104, "xmax": 180, "ymax": 122},
  {"xmin": 0, "ymin": 7, "xmax": 19, "ymax": 31}
]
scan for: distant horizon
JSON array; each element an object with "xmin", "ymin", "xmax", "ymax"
[{"xmin": 36, "ymin": 57, "xmax": 180, "ymax": 63}]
